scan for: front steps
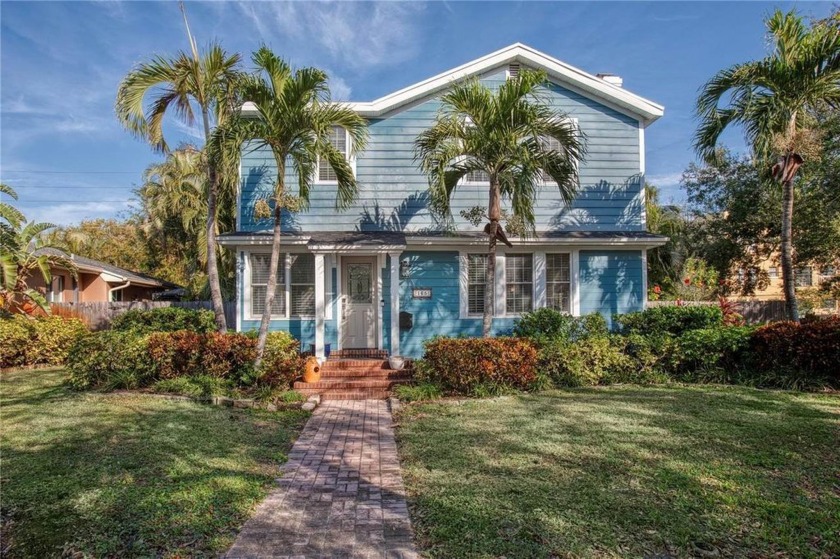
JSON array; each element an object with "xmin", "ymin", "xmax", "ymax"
[{"xmin": 294, "ymin": 353, "xmax": 411, "ymax": 400}]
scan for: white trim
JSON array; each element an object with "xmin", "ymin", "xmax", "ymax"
[
  {"xmin": 377, "ymin": 253, "xmax": 384, "ymax": 350},
  {"xmin": 642, "ymin": 249, "xmax": 649, "ymax": 308},
  {"xmin": 335, "ymin": 255, "xmax": 343, "ymax": 350},
  {"xmin": 342, "ymin": 43, "xmax": 663, "ymax": 124},
  {"xmin": 236, "ymin": 157, "xmax": 242, "ymax": 232},
  {"xmin": 284, "ymin": 252, "xmax": 291, "ymax": 320},
  {"xmin": 236, "ymin": 251, "xmax": 243, "ymax": 332},
  {"xmin": 314, "ymin": 254, "xmax": 325, "ymax": 360},
  {"xmin": 495, "ymin": 253, "xmax": 506, "ymax": 317},
  {"xmin": 534, "ymin": 252, "xmax": 546, "ymax": 309},
  {"xmin": 325, "ymin": 255, "xmax": 334, "ymax": 320},
  {"xmin": 459, "ymin": 252, "xmax": 469, "ymax": 319},
  {"xmin": 388, "ymin": 251, "xmax": 401, "ymax": 356},
  {"xmin": 244, "ymin": 249, "xmax": 318, "ymax": 322},
  {"xmin": 639, "ymin": 120, "xmax": 647, "ymax": 228},
  {"xmin": 571, "ymin": 249, "xmax": 581, "ymax": 316},
  {"xmin": 221, "ymin": 235, "xmax": 667, "ymax": 249}
]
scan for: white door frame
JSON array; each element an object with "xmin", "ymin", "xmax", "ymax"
[{"xmin": 339, "ymin": 255, "xmax": 380, "ymax": 349}]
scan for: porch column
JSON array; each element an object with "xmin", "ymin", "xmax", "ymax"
[
  {"xmin": 314, "ymin": 253, "xmax": 326, "ymax": 361},
  {"xmin": 389, "ymin": 251, "xmax": 402, "ymax": 357}
]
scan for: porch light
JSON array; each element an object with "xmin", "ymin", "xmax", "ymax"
[{"xmin": 400, "ymin": 259, "xmax": 411, "ymax": 279}]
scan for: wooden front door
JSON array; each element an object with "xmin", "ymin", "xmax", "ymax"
[{"xmin": 341, "ymin": 257, "xmax": 377, "ymax": 348}]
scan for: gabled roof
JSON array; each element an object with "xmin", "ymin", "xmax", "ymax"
[
  {"xmin": 34, "ymin": 248, "xmax": 177, "ymax": 288},
  {"xmin": 346, "ymin": 43, "xmax": 664, "ymax": 125}
]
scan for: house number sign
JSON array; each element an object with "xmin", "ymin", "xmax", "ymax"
[{"xmin": 411, "ymin": 288, "xmax": 432, "ymax": 299}]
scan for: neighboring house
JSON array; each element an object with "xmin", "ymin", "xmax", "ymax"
[
  {"xmin": 734, "ymin": 259, "xmax": 838, "ymax": 313},
  {"xmin": 219, "ymin": 43, "xmax": 666, "ymax": 358},
  {"xmin": 31, "ymin": 248, "xmax": 177, "ymax": 303}
]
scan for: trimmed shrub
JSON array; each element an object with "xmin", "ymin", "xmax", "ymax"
[
  {"xmin": 255, "ymin": 331, "xmax": 304, "ymax": 388},
  {"xmin": 111, "ymin": 307, "xmax": 216, "ymax": 333},
  {"xmin": 420, "ymin": 337, "xmax": 539, "ymax": 395},
  {"xmin": 614, "ymin": 333, "xmax": 676, "ymax": 383},
  {"xmin": 66, "ymin": 330, "xmax": 151, "ymax": 390},
  {"xmin": 0, "ymin": 315, "xmax": 88, "ymax": 368},
  {"xmin": 672, "ymin": 327, "xmax": 754, "ymax": 382},
  {"xmin": 615, "ymin": 305, "xmax": 723, "ymax": 337},
  {"xmin": 750, "ymin": 316, "xmax": 840, "ymax": 388},
  {"xmin": 513, "ymin": 309, "xmax": 608, "ymax": 345},
  {"xmin": 540, "ymin": 336, "xmax": 633, "ymax": 387},
  {"xmin": 147, "ymin": 331, "xmax": 257, "ymax": 381}
]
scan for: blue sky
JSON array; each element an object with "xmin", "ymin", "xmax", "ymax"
[{"xmin": 0, "ymin": 1, "xmax": 833, "ymax": 226}]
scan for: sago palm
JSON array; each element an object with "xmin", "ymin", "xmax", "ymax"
[
  {"xmin": 695, "ymin": 9, "xmax": 840, "ymax": 320},
  {"xmin": 415, "ymin": 69, "xmax": 585, "ymax": 336},
  {"xmin": 115, "ymin": 37, "xmax": 241, "ymax": 331},
  {"xmin": 0, "ymin": 184, "xmax": 75, "ymax": 314},
  {"xmin": 212, "ymin": 46, "xmax": 368, "ymax": 364}
]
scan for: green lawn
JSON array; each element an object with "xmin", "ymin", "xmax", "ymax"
[
  {"xmin": 396, "ymin": 386, "xmax": 840, "ymax": 558},
  {"xmin": 0, "ymin": 368, "xmax": 309, "ymax": 558}
]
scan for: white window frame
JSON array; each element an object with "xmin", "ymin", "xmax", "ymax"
[
  {"xmin": 504, "ymin": 253, "xmax": 535, "ymax": 316},
  {"xmin": 49, "ymin": 275, "xmax": 64, "ymax": 303},
  {"xmin": 540, "ymin": 118, "xmax": 580, "ymax": 186},
  {"xmin": 545, "ymin": 252, "xmax": 572, "ymax": 313},
  {"xmin": 245, "ymin": 251, "xmax": 317, "ymax": 320},
  {"xmin": 314, "ymin": 126, "xmax": 355, "ymax": 185},
  {"xmin": 459, "ymin": 252, "xmax": 489, "ymax": 318}
]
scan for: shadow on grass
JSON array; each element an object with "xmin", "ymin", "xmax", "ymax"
[
  {"xmin": 1, "ymin": 369, "xmax": 310, "ymax": 558},
  {"xmin": 396, "ymin": 386, "xmax": 840, "ymax": 558}
]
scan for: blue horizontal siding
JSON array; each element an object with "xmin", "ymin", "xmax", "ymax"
[
  {"xmin": 239, "ymin": 63, "xmax": 643, "ymax": 234},
  {"xmin": 579, "ymin": 250, "xmax": 644, "ymax": 325}
]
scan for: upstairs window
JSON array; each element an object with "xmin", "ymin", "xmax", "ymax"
[
  {"xmin": 506, "ymin": 254, "xmax": 533, "ymax": 314},
  {"xmin": 464, "ymin": 169, "xmax": 490, "ymax": 183},
  {"xmin": 251, "ymin": 254, "xmax": 286, "ymax": 316},
  {"xmin": 795, "ymin": 267, "xmax": 813, "ymax": 288},
  {"xmin": 546, "ymin": 253, "xmax": 571, "ymax": 313},
  {"xmin": 318, "ymin": 126, "xmax": 348, "ymax": 182},
  {"xmin": 467, "ymin": 254, "xmax": 487, "ymax": 316},
  {"xmin": 768, "ymin": 267, "xmax": 778, "ymax": 279}
]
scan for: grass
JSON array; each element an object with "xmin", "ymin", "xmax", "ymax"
[
  {"xmin": 0, "ymin": 368, "xmax": 310, "ymax": 558},
  {"xmin": 396, "ymin": 385, "xmax": 840, "ymax": 558}
]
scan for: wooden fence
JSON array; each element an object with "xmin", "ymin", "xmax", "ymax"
[
  {"xmin": 646, "ymin": 299, "xmax": 789, "ymax": 324},
  {"xmin": 52, "ymin": 301, "xmax": 236, "ymax": 330}
]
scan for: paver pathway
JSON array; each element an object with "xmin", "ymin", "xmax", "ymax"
[{"xmin": 226, "ymin": 400, "xmax": 419, "ymax": 559}]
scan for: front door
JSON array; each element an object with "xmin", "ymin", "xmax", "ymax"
[{"xmin": 341, "ymin": 257, "xmax": 377, "ymax": 348}]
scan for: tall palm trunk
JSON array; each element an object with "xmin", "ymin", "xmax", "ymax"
[
  {"xmin": 255, "ymin": 202, "xmax": 283, "ymax": 369},
  {"xmin": 483, "ymin": 178, "xmax": 502, "ymax": 337},
  {"xmin": 779, "ymin": 165, "xmax": 799, "ymax": 322},
  {"xmin": 202, "ymin": 108, "xmax": 227, "ymax": 332}
]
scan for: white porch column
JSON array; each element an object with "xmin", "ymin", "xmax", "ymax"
[
  {"xmin": 389, "ymin": 251, "xmax": 402, "ymax": 356},
  {"xmin": 314, "ymin": 253, "xmax": 326, "ymax": 361}
]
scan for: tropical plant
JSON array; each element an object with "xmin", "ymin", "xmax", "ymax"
[
  {"xmin": 645, "ymin": 183, "xmax": 687, "ymax": 290},
  {"xmin": 211, "ymin": 47, "xmax": 368, "ymax": 365},
  {"xmin": 0, "ymin": 184, "xmax": 75, "ymax": 314},
  {"xmin": 414, "ymin": 69, "xmax": 585, "ymax": 336},
  {"xmin": 115, "ymin": 14, "xmax": 242, "ymax": 331},
  {"xmin": 694, "ymin": 9, "xmax": 840, "ymax": 320}
]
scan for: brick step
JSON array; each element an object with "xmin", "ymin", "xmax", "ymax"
[
  {"xmin": 307, "ymin": 389, "xmax": 393, "ymax": 401},
  {"xmin": 294, "ymin": 378, "xmax": 410, "ymax": 390},
  {"xmin": 328, "ymin": 349, "xmax": 389, "ymax": 359},
  {"xmin": 320, "ymin": 369, "xmax": 410, "ymax": 379},
  {"xmin": 321, "ymin": 359, "xmax": 389, "ymax": 370}
]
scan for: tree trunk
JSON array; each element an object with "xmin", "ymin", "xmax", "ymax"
[
  {"xmin": 254, "ymin": 203, "xmax": 283, "ymax": 369},
  {"xmin": 483, "ymin": 177, "xmax": 502, "ymax": 337},
  {"xmin": 780, "ymin": 173, "xmax": 799, "ymax": 322},
  {"xmin": 202, "ymin": 107, "xmax": 227, "ymax": 333}
]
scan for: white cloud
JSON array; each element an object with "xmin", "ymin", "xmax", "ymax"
[
  {"xmin": 646, "ymin": 172, "xmax": 683, "ymax": 189},
  {"xmin": 238, "ymin": 2, "xmax": 426, "ymax": 72},
  {"xmin": 328, "ymin": 74, "xmax": 352, "ymax": 101},
  {"xmin": 21, "ymin": 200, "xmax": 134, "ymax": 226}
]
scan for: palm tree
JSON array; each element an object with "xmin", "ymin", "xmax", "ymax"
[
  {"xmin": 0, "ymin": 184, "xmax": 75, "ymax": 314},
  {"xmin": 695, "ymin": 9, "xmax": 840, "ymax": 321},
  {"xmin": 415, "ymin": 69, "xmax": 585, "ymax": 336},
  {"xmin": 212, "ymin": 47, "xmax": 368, "ymax": 365},
  {"xmin": 115, "ymin": 31, "xmax": 241, "ymax": 332}
]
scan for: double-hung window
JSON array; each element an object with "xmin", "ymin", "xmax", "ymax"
[
  {"xmin": 318, "ymin": 126, "xmax": 348, "ymax": 183},
  {"xmin": 795, "ymin": 267, "xmax": 813, "ymax": 287},
  {"xmin": 290, "ymin": 254, "xmax": 316, "ymax": 316},
  {"xmin": 467, "ymin": 254, "xmax": 487, "ymax": 316},
  {"xmin": 505, "ymin": 254, "xmax": 533, "ymax": 314},
  {"xmin": 546, "ymin": 253, "xmax": 571, "ymax": 312},
  {"xmin": 250, "ymin": 254, "xmax": 285, "ymax": 316}
]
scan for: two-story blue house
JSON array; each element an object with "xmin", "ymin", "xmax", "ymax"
[{"xmin": 219, "ymin": 43, "xmax": 666, "ymax": 360}]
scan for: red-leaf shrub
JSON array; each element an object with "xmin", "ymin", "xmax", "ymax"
[
  {"xmin": 420, "ymin": 337, "xmax": 539, "ymax": 395},
  {"xmin": 147, "ymin": 331, "xmax": 257, "ymax": 380},
  {"xmin": 750, "ymin": 316, "xmax": 840, "ymax": 387},
  {"xmin": 257, "ymin": 332, "xmax": 304, "ymax": 388}
]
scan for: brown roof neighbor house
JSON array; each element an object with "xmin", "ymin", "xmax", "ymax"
[{"xmin": 31, "ymin": 248, "xmax": 179, "ymax": 303}]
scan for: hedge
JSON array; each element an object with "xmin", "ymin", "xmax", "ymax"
[
  {"xmin": 513, "ymin": 309, "xmax": 608, "ymax": 345},
  {"xmin": 0, "ymin": 315, "xmax": 88, "ymax": 369},
  {"xmin": 750, "ymin": 316, "xmax": 840, "ymax": 388},
  {"xmin": 614, "ymin": 305, "xmax": 723, "ymax": 337},
  {"xmin": 110, "ymin": 307, "xmax": 217, "ymax": 333},
  {"xmin": 419, "ymin": 337, "xmax": 539, "ymax": 395}
]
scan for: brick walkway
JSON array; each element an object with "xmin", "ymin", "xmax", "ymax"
[{"xmin": 226, "ymin": 400, "xmax": 419, "ymax": 559}]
